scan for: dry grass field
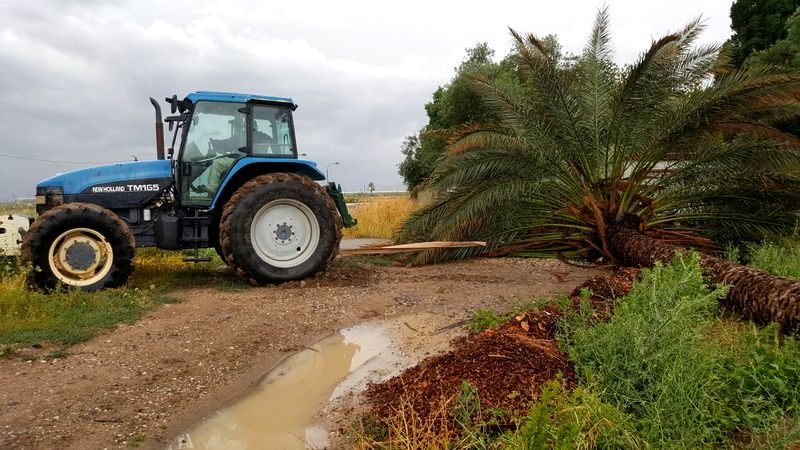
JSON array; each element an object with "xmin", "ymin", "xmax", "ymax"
[{"xmin": 343, "ymin": 196, "xmax": 417, "ymax": 239}]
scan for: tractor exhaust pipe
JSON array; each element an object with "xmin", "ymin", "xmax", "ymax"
[{"xmin": 149, "ymin": 97, "xmax": 166, "ymax": 160}]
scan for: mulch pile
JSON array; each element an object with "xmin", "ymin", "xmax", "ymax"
[
  {"xmin": 365, "ymin": 266, "xmax": 642, "ymax": 430},
  {"xmin": 569, "ymin": 267, "xmax": 641, "ymax": 319},
  {"xmin": 366, "ymin": 303, "xmax": 573, "ymax": 421}
]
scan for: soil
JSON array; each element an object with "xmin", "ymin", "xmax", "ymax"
[{"xmin": 0, "ymin": 256, "xmax": 606, "ymax": 450}]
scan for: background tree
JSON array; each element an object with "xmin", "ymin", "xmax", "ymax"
[
  {"xmin": 367, "ymin": 182, "xmax": 376, "ymax": 194},
  {"xmin": 745, "ymin": 8, "xmax": 800, "ymax": 68},
  {"xmin": 398, "ymin": 43, "xmax": 524, "ymax": 191},
  {"xmin": 728, "ymin": 0, "xmax": 800, "ymax": 67},
  {"xmin": 730, "ymin": 2, "xmax": 800, "ymax": 141}
]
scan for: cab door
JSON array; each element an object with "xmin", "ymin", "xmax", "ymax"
[{"xmin": 179, "ymin": 101, "xmax": 246, "ymax": 206}]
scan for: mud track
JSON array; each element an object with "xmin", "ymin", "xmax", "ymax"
[{"xmin": 0, "ymin": 257, "xmax": 605, "ymax": 449}]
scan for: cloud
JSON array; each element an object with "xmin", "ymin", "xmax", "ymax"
[{"xmin": 0, "ymin": 0, "xmax": 733, "ymax": 198}]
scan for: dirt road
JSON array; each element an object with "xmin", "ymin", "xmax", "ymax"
[{"xmin": 0, "ymin": 257, "xmax": 605, "ymax": 449}]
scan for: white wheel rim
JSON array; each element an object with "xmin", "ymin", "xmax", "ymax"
[
  {"xmin": 47, "ymin": 227, "xmax": 114, "ymax": 287},
  {"xmin": 250, "ymin": 199, "xmax": 320, "ymax": 268}
]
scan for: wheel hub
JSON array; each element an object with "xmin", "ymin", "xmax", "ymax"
[
  {"xmin": 63, "ymin": 240, "xmax": 99, "ymax": 272},
  {"xmin": 273, "ymin": 223, "xmax": 294, "ymax": 243}
]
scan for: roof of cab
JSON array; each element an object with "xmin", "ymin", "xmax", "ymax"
[{"xmin": 185, "ymin": 91, "xmax": 295, "ymax": 105}]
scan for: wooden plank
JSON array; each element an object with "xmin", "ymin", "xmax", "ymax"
[{"xmin": 339, "ymin": 241, "xmax": 487, "ymax": 255}]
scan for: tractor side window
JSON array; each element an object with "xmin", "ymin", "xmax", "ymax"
[
  {"xmin": 181, "ymin": 101, "xmax": 246, "ymax": 205},
  {"xmin": 251, "ymin": 105, "xmax": 296, "ymax": 156}
]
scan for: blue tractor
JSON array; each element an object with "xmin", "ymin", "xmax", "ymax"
[{"xmin": 19, "ymin": 91, "xmax": 356, "ymax": 290}]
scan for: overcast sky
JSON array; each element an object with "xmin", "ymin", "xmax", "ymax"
[{"xmin": 0, "ymin": 0, "xmax": 734, "ymax": 198}]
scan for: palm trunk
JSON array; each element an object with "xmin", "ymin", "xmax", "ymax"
[{"xmin": 607, "ymin": 225, "xmax": 800, "ymax": 332}]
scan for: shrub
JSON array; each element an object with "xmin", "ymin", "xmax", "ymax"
[
  {"xmin": 565, "ymin": 253, "xmax": 728, "ymax": 447},
  {"xmin": 563, "ymin": 253, "xmax": 800, "ymax": 448},
  {"xmin": 746, "ymin": 238, "xmax": 800, "ymax": 280},
  {"xmin": 500, "ymin": 380, "xmax": 642, "ymax": 450}
]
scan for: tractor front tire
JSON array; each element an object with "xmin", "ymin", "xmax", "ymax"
[
  {"xmin": 21, "ymin": 203, "xmax": 136, "ymax": 291},
  {"xmin": 219, "ymin": 173, "xmax": 342, "ymax": 284}
]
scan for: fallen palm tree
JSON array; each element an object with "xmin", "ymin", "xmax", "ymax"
[{"xmin": 397, "ymin": 9, "xmax": 800, "ymax": 331}]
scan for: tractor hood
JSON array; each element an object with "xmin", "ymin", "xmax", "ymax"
[{"xmin": 36, "ymin": 160, "xmax": 172, "ymax": 195}]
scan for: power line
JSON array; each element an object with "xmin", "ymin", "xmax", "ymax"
[{"xmin": 0, "ymin": 152, "xmax": 118, "ymax": 165}]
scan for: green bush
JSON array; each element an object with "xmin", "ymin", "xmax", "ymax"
[
  {"xmin": 721, "ymin": 324, "xmax": 800, "ymax": 447},
  {"xmin": 500, "ymin": 380, "xmax": 642, "ymax": 449},
  {"xmin": 565, "ymin": 253, "xmax": 727, "ymax": 447},
  {"xmin": 562, "ymin": 253, "xmax": 800, "ymax": 448},
  {"xmin": 746, "ymin": 238, "xmax": 800, "ymax": 280}
]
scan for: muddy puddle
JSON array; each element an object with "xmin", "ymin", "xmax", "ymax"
[{"xmin": 175, "ymin": 324, "xmax": 393, "ymax": 449}]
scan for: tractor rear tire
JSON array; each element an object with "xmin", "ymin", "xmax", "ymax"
[
  {"xmin": 219, "ymin": 173, "xmax": 342, "ymax": 285},
  {"xmin": 21, "ymin": 203, "xmax": 136, "ymax": 291}
]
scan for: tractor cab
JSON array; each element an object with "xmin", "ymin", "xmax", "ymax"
[{"xmin": 162, "ymin": 92, "xmax": 301, "ymax": 208}]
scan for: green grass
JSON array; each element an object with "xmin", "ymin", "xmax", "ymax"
[
  {"xmin": 468, "ymin": 309, "xmax": 509, "ymax": 332},
  {"xmin": 0, "ymin": 247, "xmax": 234, "ymax": 350},
  {"xmin": 0, "ymin": 279, "xmax": 180, "ymax": 346},
  {"xmin": 747, "ymin": 238, "xmax": 800, "ymax": 280}
]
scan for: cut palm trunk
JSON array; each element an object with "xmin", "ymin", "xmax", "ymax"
[{"xmin": 607, "ymin": 225, "xmax": 800, "ymax": 332}]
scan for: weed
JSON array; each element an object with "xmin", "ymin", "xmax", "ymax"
[
  {"xmin": 499, "ymin": 380, "xmax": 643, "ymax": 449},
  {"xmin": 717, "ymin": 324, "xmax": 800, "ymax": 445},
  {"xmin": 469, "ymin": 309, "xmax": 508, "ymax": 332},
  {"xmin": 469, "ymin": 296, "xmax": 571, "ymax": 333},
  {"xmin": 126, "ymin": 434, "xmax": 146, "ymax": 448},
  {"xmin": 47, "ymin": 347, "xmax": 69, "ymax": 359},
  {"xmin": 356, "ymin": 414, "xmax": 389, "ymax": 443},
  {"xmin": 217, "ymin": 279, "xmax": 252, "ymax": 292},
  {"xmin": 452, "ymin": 381, "xmax": 507, "ymax": 447},
  {"xmin": 746, "ymin": 238, "xmax": 800, "ymax": 280},
  {"xmin": 724, "ymin": 242, "xmax": 742, "ymax": 263},
  {"xmin": 0, "ymin": 345, "xmax": 16, "ymax": 358},
  {"xmin": 357, "ymin": 395, "xmax": 459, "ymax": 449}
]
